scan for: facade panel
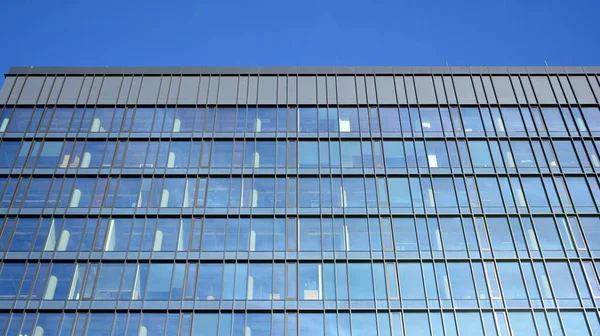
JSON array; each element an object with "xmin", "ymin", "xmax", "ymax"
[
  {"xmin": 454, "ymin": 76, "xmax": 477, "ymax": 104},
  {"xmin": 118, "ymin": 76, "xmax": 133, "ymax": 105},
  {"xmin": 37, "ymin": 76, "xmax": 55, "ymax": 104},
  {"xmin": 296, "ymin": 76, "xmax": 316, "ymax": 105},
  {"xmin": 217, "ymin": 76, "xmax": 238, "ymax": 104},
  {"xmin": 126, "ymin": 76, "xmax": 142, "ymax": 104},
  {"xmin": 138, "ymin": 76, "xmax": 161, "ymax": 104},
  {"xmin": 97, "ymin": 76, "xmax": 123, "ymax": 104},
  {"xmin": 336, "ymin": 76, "xmax": 356, "ymax": 105},
  {"xmin": 571, "ymin": 76, "xmax": 597, "ymax": 104},
  {"xmin": 17, "ymin": 76, "xmax": 44, "ymax": 104},
  {"xmin": 6, "ymin": 76, "xmax": 25, "ymax": 105},
  {"xmin": 0, "ymin": 76, "xmax": 15, "ymax": 104},
  {"xmin": 1, "ymin": 66, "xmax": 600, "ymax": 336},
  {"xmin": 491, "ymin": 75, "xmax": 516, "ymax": 104},
  {"xmin": 156, "ymin": 76, "xmax": 170, "ymax": 104},
  {"xmin": 376, "ymin": 76, "xmax": 397, "ymax": 104},
  {"xmin": 178, "ymin": 76, "xmax": 199, "ymax": 104}
]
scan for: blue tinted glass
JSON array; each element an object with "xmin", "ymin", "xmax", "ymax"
[
  {"xmin": 497, "ymin": 263, "xmax": 527, "ymax": 299},
  {"xmin": 193, "ymin": 313, "xmax": 218, "ymax": 336},
  {"xmin": 247, "ymin": 314, "xmax": 271, "ymax": 335},
  {"xmin": 0, "ymin": 264, "xmax": 24, "ymax": 299},
  {"xmin": 508, "ymin": 312, "xmax": 536, "ymax": 335},
  {"xmin": 87, "ymin": 314, "xmax": 114, "ymax": 334},
  {"xmin": 461, "ymin": 108, "xmax": 484, "ymax": 133},
  {"xmin": 206, "ymin": 179, "xmax": 230, "ymax": 207},
  {"xmin": 398, "ymin": 263, "xmax": 424, "ymax": 299},
  {"xmin": 349, "ymin": 264, "xmax": 373, "ymax": 300},
  {"xmin": 561, "ymin": 312, "xmax": 589, "ymax": 336},
  {"xmin": 566, "ymin": 178, "xmax": 594, "ymax": 207},
  {"xmin": 469, "ymin": 142, "xmax": 493, "ymax": 167},
  {"xmin": 388, "ymin": 178, "xmax": 410, "ymax": 207},
  {"xmin": 351, "ymin": 313, "xmax": 377, "ymax": 336},
  {"xmin": 404, "ymin": 313, "xmax": 430, "ymax": 336},
  {"xmin": 457, "ymin": 312, "xmax": 484, "ymax": 336},
  {"xmin": 299, "ymin": 314, "xmax": 323, "ymax": 336}
]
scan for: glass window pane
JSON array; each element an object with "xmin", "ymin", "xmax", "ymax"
[
  {"xmin": 349, "ymin": 264, "xmax": 373, "ymax": 300},
  {"xmin": 457, "ymin": 312, "xmax": 484, "ymax": 336},
  {"xmin": 193, "ymin": 314, "xmax": 218, "ymax": 336},
  {"xmin": 404, "ymin": 313, "xmax": 430, "ymax": 336}
]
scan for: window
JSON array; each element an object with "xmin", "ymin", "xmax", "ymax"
[
  {"xmin": 348, "ymin": 264, "xmax": 374, "ymax": 300},
  {"xmin": 469, "ymin": 141, "xmax": 493, "ymax": 167},
  {"xmin": 461, "ymin": 108, "xmax": 485, "ymax": 133},
  {"xmin": 496, "ymin": 263, "xmax": 527, "ymax": 305}
]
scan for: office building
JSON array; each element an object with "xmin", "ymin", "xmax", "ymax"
[{"xmin": 0, "ymin": 66, "xmax": 600, "ymax": 335}]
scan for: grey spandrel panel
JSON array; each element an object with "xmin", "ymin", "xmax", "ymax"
[
  {"xmin": 277, "ymin": 76, "xmax": 286, "ymax": 104},
  {"xmin": 376, "ymin": 76, "xmax": 397, "ymax": 104},
  {"xmin": 559, "ymin": 76, "xmax": 577, "ymax": 104},
  {"xmin": 138, "ymin": 77, "xmax": 161, "ymax": 104},
  {"xmin": 356, "ymin": 76, "xmax": 368, "ymax": 104},
  {"xmin": 569, "ymin": 76, "xmax": 597, "ymax": 104},
  {"xmin": 6, "ymin": 76, "xmax": 25, "ymax": 105},
  {"xmin": 207, "ymin": 77, "xmax": 219, "ymax": 105},
  {"xmin": 491, "ymin": 76, "xmax": 515, "ymax": 104},
  {"xmin": 38, "ymin": 77, "xmax": 55, "ymax": 104},
  {"xmin": 157, "ymin": 76, "xmax": 170, "ymax": 105},
  {"xmin": 472, "ymin": 76, "xmax": 487, "ymax": 104},
  {"xmin": 365, "ymin": 76, "xmax": 377, "ymax": 104},
  {"xmin": 247, "ymin": 76, "xmax": 258, "ymax": 105},
  {"xmin": 47, "ymin": 77, "xmax": 65, "ymax": 105},
  {"xmin": 404, "ymin": 76, "xmax": 417, "ymax": 104},
  {"xmin": 217, "ymin": 76, "xmax": 239, "ymax": 104},
  {"xmin": 589, "ymin": 75, "xmax": 600, "ymax": 103},
  {"xmin": 85, "ymin": 76, "xmax": 103, "ymax": 104},
  {"xmin": 549, "ymin": 76, "xmax": 567, "ymax": 104},
  {"xmin": 442, "ymin": 76, "xmax": 457, "ymax": 104},
  {"xmin": 127, "ymin": 77, "xmax": 142, "ymax": 104},
  {"xmin": 336, "ymin": 76, "xmax": 357, "ymax": 105},
  {"xmin": 178, "ymin": 76, "xmax": 199, "ymax": 105},
  {"xmin": 238, "ymin": 76, "xmax": 249, "ymax": 104},
  {"xmin": 317, "ymin": 76, "xmax": 327, "ymax": 104},
  {"xmin": 433, "ymin": 76, "xmax": 447, "ymax": 104},
  {"xmin": 259, "ymin": 76, "xmax": 279, "ymax": 104},
  {"xmin": 117, "ymin": 77, "xmax": 133, "ymax": 105},
  {"xmin": 198, "ymin": 76, "xmax": 209, "ymax": 105},
  {"xmin": 414, "ymin": 76, "xmax": 436, "ymax": 104},
  {"xmin": 76, "ymin": 77, "xmax": 93, "ymax": 104},
  {"xmin": 97, "ymin": 76, "xmax": 123, "ymax": 104},
  {"xmin": 327, "ymin": 76, "xmax": 338, "ymax": 104},
  {"xmin": 520, "ymin": 76, "xmax": 537, "ymax": 104},
  {"xmin": 287, "ymin": 76, "xmax": 297, "ymax": 105},
  {"xmin": 453, "ymin": 76, "xmax": 477, "ymax": 104},
  {"xmin": 481, "ymin": 76, "xmax": 497, "ymax": 104},
  {"xmin": 17, "ymin": 77, "xmax": 44, "ymax": 104},
  {"xmin": 530, "ymin": 76, "xmax": 556, "ymax": 104},
  {"xmin": 0, "ymin": 76, "xmax": 15, "ymax": 104},
  {"xmin": 297, "ymin": 76, "xmax": 316, "ymax": 105},
  {"xmin": 167, "ymin": 76, "xmax": 180, "ymax": 104},
  {"xmin": 510, "ymin": 76, "xmax": 527, "ymax": 104}
]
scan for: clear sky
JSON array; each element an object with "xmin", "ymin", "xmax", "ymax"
[{"xmin": 0, "ymin": 0, "xmax": 599, "ymax": 85}]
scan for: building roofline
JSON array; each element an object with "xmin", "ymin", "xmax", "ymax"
[{"xmin": 6, "ymin": 66, "xmax": 600, "ymax": 76}]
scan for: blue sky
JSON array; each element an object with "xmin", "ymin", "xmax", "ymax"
[{"xmin": 0, "ymin": 0, "xmax": 599, "ymax": 86}]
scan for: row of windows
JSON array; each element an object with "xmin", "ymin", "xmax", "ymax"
[
  {"xmin": 1, "ymin": 176, "xmax": 599, "ymax": 213},
  {"xmin": 2, "ymin": 138, "xmax": 600, "ymax": 172},
  {"xmin": 1, "ymin": 216, "xmax": 598, "ymax": 258},
  {"xmin": 1, "ymin": 260, "xmax": 599, "ymax": 309},
  {"xmin": 2, "ymin": 310, "xmax": 598, "ymax": 336},
  {"xmin": 2, "ymin": 106, "xmax": 600, "ymax": 137}
]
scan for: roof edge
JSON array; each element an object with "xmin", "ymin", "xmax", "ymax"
[{"xmin": 6, "ymin": 66, "xmax": 600, "ymax": 76}]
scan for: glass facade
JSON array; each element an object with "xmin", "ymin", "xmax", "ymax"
[{"xmin": 0, "ymin": 66, "xmax": 600, "ymax": 335}]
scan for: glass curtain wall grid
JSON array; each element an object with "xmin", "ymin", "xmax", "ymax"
[{"xmin": 0, "ymin": 66, "xmax": 600, "ymax": 335}]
